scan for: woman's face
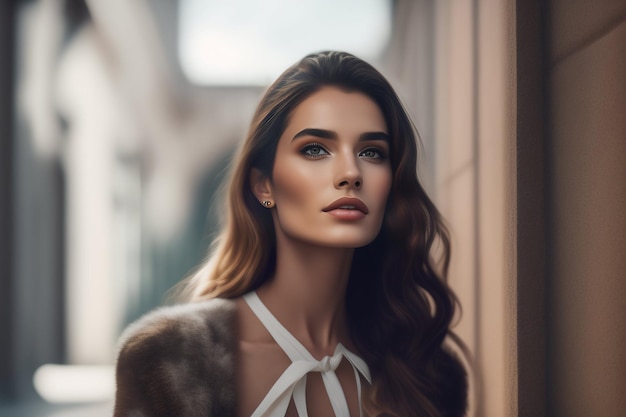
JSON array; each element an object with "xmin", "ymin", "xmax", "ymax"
[{"xmin": 257, "ymin": 86, "xmax": 392, "ymax": 248}]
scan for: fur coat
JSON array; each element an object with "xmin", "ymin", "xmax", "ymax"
[{"xmin": 113, "ymin": 298, "xmax": 467, "ymax": 417}]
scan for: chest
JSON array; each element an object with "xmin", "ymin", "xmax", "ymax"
[{"xmin": 237, "ymin": 341, "xmax": 363, "ymax": 417}]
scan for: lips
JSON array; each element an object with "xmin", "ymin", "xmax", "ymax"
[{"xmin": 322, "ymin": 197, "xmax": 369, "ymax": 214}]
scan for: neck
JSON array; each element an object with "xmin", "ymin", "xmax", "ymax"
[{"xmin": 257, "ymin": 234, "xmax": 354, "ymax": 357}]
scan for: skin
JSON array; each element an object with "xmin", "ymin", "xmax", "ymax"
[{"xmin": 237, "ymin": 86, "xmax": 392, "ymax": 417}]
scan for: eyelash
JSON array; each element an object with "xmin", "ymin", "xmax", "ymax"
[
  {"xmin": 299, "ymin": 143, "xmax": 387, "ymax": 161},
  {"xmin": 359, "ymin": 147, "xmax": 386, "ymax": 160},
  {"xmin": 300, "ymin": 143, "xmax": 329, "ymax": 159}
]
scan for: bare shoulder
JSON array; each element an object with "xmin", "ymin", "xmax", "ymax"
[{"xmin": 234, "ymin": 297, "xmax": 293, "ymax": 417}]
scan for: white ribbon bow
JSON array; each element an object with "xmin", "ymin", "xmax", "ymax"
[{"xmin": 244, "ymin": 292, "xmax": 371, "ymax": 417}]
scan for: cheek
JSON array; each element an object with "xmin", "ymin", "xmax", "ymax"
[
  {"xmin": 271, "ymin": 159, "xmax": 322, "ymax": 210},
  {"xmin": 370, "ymin": 171, "xmax": 393, "ymax": 232},
  {"xmin": 371, "ymin": 168, "xmax": 393, "ymax": 206}
]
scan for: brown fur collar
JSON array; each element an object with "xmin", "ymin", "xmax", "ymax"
[{"xmin": 114, "ymin": 298, "xmax": 238, "ymax": 417}]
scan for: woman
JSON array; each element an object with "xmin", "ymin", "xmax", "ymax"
[{"xmin": 114, "ymin": 51, "xmax": 467, "ymax": 417}]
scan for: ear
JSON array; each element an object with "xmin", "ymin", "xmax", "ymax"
[{"xmin": 250, "ymin": 168, "xmax": 273, "ymax": 204}]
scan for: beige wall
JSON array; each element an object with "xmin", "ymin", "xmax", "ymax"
[
  {"xmin": 548, "ymin": 2, "xmax": 626, "ymax": 416},
  {"xmin": 437, "ymin": 2, "xmax": 626, "ymax": 415},
  {"xmin": 434, "ymin": 1, "xmax": 516, "ymax": 416}
]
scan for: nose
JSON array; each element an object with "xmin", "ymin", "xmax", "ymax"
[{"xmin": 334, "ymin": 153, "xmax": 362, "ymax": 190}]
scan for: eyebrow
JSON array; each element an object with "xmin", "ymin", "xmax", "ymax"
[{"xmin": 291, "ymin": 128, "xmax": 389, "ymax": 142}]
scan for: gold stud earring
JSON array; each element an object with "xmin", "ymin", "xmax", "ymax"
[{"xmin": 262, "ymin": 200, "xmax": 273, "ymax": 208}]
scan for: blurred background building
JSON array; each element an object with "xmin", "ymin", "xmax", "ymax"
[{"xmin": 0, "ymin": 0, "xmax": 624, "ymax": 416}]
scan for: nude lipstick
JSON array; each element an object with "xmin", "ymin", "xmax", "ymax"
[{"xmin": 322, "ymin": 197, "xmax": 369, "ymax": 220}]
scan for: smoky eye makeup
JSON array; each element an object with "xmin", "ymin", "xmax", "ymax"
[
  {"xmin": 358, "ymin": 147, "xmax": 387, "ymax": 160},
  {"xmin": 359, "ymin": 138, "xmax": 390, "ymax": 159},
  {"xmin": 299, "ymin": 142, "xmax": 330, "ymax": 159},
  {"xmin": 297, "ymin": 140, "xmax": 390, "ymax": 161}
]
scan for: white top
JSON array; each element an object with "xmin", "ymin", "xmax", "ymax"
[{"xmin": 243, "ymin": 291, "xmax": 371, "ymax": 417}]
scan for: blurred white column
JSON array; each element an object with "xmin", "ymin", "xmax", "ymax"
[{"xmin": 57, "ymin": 25, "xmax": 125, "ymax": 364}]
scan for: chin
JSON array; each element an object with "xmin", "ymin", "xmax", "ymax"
[
  {"xmin": 303, "ymin": 232, "xmax": 380, "ymax": 249},
  {"xmin": 276, "ymin": 220, "xmax": 383, "ymax": 249}
]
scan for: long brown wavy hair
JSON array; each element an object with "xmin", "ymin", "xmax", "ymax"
[{"xmin": 183, "ymin": 51, "xmax": 467, "ymax": 417}]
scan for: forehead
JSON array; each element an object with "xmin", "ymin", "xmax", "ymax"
[{"xmin": 283, "ymin": 86, "xmax": 388, "ymax": 135}]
